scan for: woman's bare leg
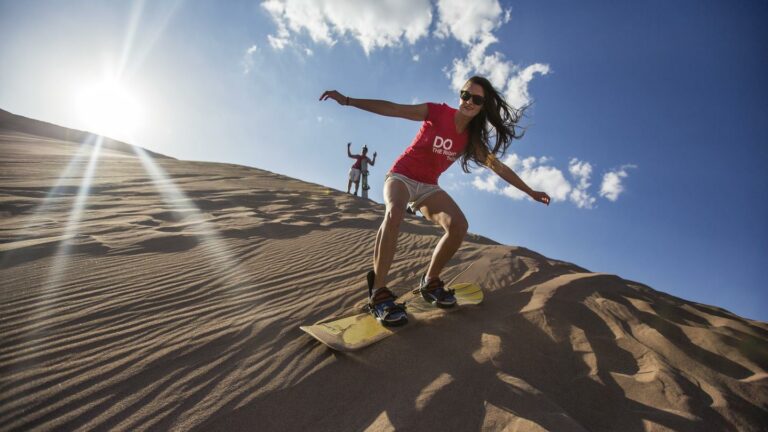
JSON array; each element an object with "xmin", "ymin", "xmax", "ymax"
[
  {"xmin": 372, "ymin": 178, "xmax": 410, "ymax": 289},
  {"xmin": 418, "ymin": 191, "xmax": 468, "ymax": 279}
]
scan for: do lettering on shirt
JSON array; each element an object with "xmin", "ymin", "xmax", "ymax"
[{"xmin": 433, "ymin": 136, "xmax": 458, "ymax": 160}]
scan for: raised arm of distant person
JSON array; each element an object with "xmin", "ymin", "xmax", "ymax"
[
  {"xmin": 320, "ymin": 90, "xmax": 428, "ymax": 122},
  {"xmin": 347, "ymin": 142, "xmax": 355, "ymax": 158}
]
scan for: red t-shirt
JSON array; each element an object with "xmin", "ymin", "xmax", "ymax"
[
  {"xmin": 350, "ymin": 155, "xmax": 371, "ymax": 169},
  {"xmin": 390, "ymin": 103, "xmax": 468, "ymax": 185}
]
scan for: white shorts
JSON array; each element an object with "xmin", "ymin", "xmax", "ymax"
[
  {"xmin": 385, "ymin": 172, "xmax": 443, "ymax": 208},
  {"xmin": 348, "ymin": 168, "xmax": 361, "ymax": 182}
]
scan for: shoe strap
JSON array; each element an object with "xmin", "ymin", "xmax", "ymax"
[
  {"xmin": 370, "ymin": 287, "xmax": 396, "ymax": 304},
  {"xmin": 422, "ymin": 277, "xmax": 444, "ymax": 292},
  {"xmin": 412, "ymin": 280, "xmax": 438, "ymax": 295},
  {"xmin": 414, "ymin": 279, "xmax": 455, "ymax": 297}
]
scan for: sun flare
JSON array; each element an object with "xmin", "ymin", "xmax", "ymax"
[{"xmin": 75, "ymin": 79, "xmax": 143, "ymax": 141}]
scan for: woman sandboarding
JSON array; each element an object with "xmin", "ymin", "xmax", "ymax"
[{"xmin": 320, "ymin": 76, "xmax": 550, "ymax": 326}]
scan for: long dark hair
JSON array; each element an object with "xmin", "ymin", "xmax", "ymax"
[{"xmin": 460, "ymin": 76, "xmax": 526, "ymax": 172}]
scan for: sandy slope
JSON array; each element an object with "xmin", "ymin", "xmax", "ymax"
[{"xmin": 1, "ymin": 116, "xmax": 766, "ymax": 431}]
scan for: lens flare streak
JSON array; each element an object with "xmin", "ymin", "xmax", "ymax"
[
  {"xmin": 43, "ymin": 137, "xmax": 104, "ymax": 291},
  {"xmin": 133, "ymin": 146, "xmax": 251, "ymax": 289}
]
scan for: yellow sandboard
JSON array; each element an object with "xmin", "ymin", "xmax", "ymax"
[{"xmin": 300, "ymin": 283, "xmax": 483, "ymax": 352}]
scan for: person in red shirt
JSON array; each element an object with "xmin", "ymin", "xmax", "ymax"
[
  {"xmin": 320, "ymin": 76, "xmax": 551, "ymax": 326},
  {"xmin": 347, "ymin": 142, "xmax": 376, "ymax": 196}
]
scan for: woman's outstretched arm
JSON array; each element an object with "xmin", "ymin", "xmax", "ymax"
[
  {"xmin": 320, "ymin": 90, "xmax": 427, "ymax": 121},
  {"xmin": 479, "ymin": 152, "xmax": 551, "ymax": 205}
]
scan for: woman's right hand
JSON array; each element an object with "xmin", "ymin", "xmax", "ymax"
[{"xmin": 320, "ymin": 90, "xmax": 347, "ymax": 105}]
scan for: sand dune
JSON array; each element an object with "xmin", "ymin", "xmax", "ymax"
[{"xmin": 1, "ymin": 111, "xmax": 766, "ymax": 431}]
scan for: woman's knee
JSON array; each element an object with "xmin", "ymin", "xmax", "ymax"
[
  {"xmin": 383, "ymin": 205, "xmax": 406, "ymax": 230},
  {"xmin": 447, "ymin": 215, "xmax": 468, "ymax": 237}
]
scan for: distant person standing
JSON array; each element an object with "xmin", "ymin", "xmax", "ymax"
[{"xmin": 347, "ymin": 143, "xmax": 376, "ymax": 196}]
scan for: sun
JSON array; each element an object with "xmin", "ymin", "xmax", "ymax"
[{"xmin": 75, "ymin": 79, "xmax": 144, "ymax": 141}]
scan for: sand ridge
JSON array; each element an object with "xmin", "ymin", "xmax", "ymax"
[{"xmin": 1, "ymin": 114, "xmax": 766, "ymax": 431}]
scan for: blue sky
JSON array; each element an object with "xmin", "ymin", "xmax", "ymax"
[{"xmin": 1, "ymin": 0, "xmax": 766, "ymax": 320}]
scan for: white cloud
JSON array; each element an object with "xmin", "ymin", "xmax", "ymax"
[
  {"xmin": 511, "ymin": 164, "xmax": 571, "ymax": 202},
  {"xmin": 446, "ymin": 35, "xmax": 505, "ymax": 91},
  {"xmin": 261, "ymin": 0, "xmax": 549, "ymax": 108},
  {"xmin": 267, "ymin": 34, "xmax": 291, "ymax": 50},
  {"xmin": 472, "ymin": 174, "xmax": 499, "ymax": 192},
  {"xmin": 241, "ymin": 44, "xmax": 259, "ymax": 74},
  {"xmin": 262, "ymin": 0, "xmax": 293, "ymax": 50},
  {"xmin": 504, "ymin": 63, "xmax": 551, "ymax": 109},
  {"xmin": 446, "ymin": 44, "xmax": 549, "ymax": 109},
  {"xmin": 569, "ymin": 158, "xmax": 591, "ymax": 181},
  {"xmin": 503, "ymin": 8, "xmax": 512, "ymax": 24},
  {"xmin": 569, "ymin": 188, "xmax": 594, "ymax": 209},
  {"xmin": 473, "ymin": 153, "xmax": 571, "ymax": 202},
  {"xmin": 600, "ymin": 172, "xmax": 624, "ymax": 201},
  {"xmin": 438, "ymin": 0, "xmax": 550, "ymax": 109},
  {"xmin": 600, "ymin": 165, "xmax": 636, "ymax": 201},
  {"xmin": 471, "ymin": 154, "xmax": 636, "ymax": 208},
  {"xmin": 434, "ymin": 0, "xmax": 504, "ymax": 45},
  {"xmin": 441, "ymin": 172, "xmax": 472, "ymax": 191},
  {"xmin": 261, "ymin": 0, "xmax": 433, "ymax": 56},
  {"xmin": 568, "ymin": 158, "xmax": 596, "ymax": 209}
]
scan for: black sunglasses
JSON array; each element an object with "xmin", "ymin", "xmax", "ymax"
[{"xmin": 460, "ymin": 90, "xmax": 485, "ymax": 106}]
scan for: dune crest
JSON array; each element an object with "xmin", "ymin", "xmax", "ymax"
[{"xmin": 1, "ymin": 111, "xmax": 766, "ymax": 431}]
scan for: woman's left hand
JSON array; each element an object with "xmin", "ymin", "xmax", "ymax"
[{"xmin": 530, "ymin": 191, "xmax": 551, "ymax": 206}]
